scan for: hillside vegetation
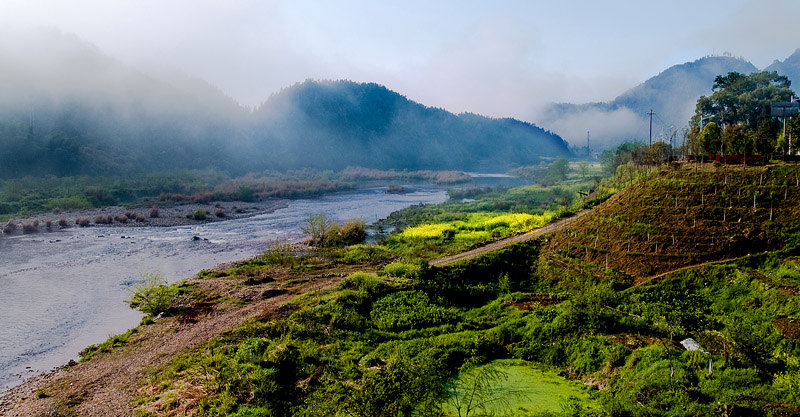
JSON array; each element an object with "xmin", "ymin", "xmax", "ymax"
[
  {"xmin": 12, "ymin": 161, "xmax": 800, "ymax": 416},
  {"xmin": 548, "ymin": 163, "xmax": 800, "ymax": 279}
]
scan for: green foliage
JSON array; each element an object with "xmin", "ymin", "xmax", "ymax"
[
  {"xmin": 691, "ymin": 71, "xmax": 795, "ymax": 158},
  {"xmin": 699, "ymin": 122, "xmax": 722, "ymax": 155},
  {"xmin": 333, "ymin": 244, "xmax": 392, "ymax": 264},
  {"xmin": 546, "ymin": 156, "xmax": 569, "ymax": 184},
  {"xmin": 45, "ymin": 195, "xmax": 92, "ymax": 210},
  {"xmin": 237, "ymin": 186, "xmax": 256, "ymax": 202},
  {"xmin": 126, "ymin": 271, "xmax": 177, "ymax": 318},
  {"xmin": 339, "ymin": 272, "xmax": 387, "ymax": 297},
  {"xmin": 380, "ymin": 260, "xmax": 425, "ymax": 279},
  {"xmin": 370, "ymin": 290, "xmax": 457, "ymax": 331},
  {"xmin": 193, "ymin": 208, "xmax": 207, "ymax": 220}
]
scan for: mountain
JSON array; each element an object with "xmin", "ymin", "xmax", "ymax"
[
  {"xmin": 539, "ymin": 55, "xmax": 760, "ymax": 148},
  {"xmin": 248, "ymin": 80, "xmax": 569, "ymax": 172},
  {"xmin": 0, "ymin": 29, "xmax": 569, "ymax": 179},
  {"xmin": 766, "ymin": 48, "xmax": 800, "ymax": 93}
]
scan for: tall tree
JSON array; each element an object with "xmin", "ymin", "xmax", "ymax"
[
  {"xmin": 693, "ymin": 71, "xmax": 794, "ymax": 130},
  {"xmin": 699, "ymin": 122, "xmax": 722, "ymax": 155}
]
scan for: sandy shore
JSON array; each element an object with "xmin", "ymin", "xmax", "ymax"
[{"xmin": 1, "ymin": 199, "xmax": 289, "ymax": 234}]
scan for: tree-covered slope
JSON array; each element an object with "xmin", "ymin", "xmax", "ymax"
[
  {"xmin": 250, "ymin": 80, "xmax": 569, "ymax": 172},
  {"xmin": 0, "ymin": 30, "xmax": 569, "ymax": 178}
]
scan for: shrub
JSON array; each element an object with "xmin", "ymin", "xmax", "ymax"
[
  {"xmin": 57, "ymin": 218, "xmax": 69, "ymax": 227},
  {"xmin": 215, "ymin": 207, "xmax": 226, "ymax": 218},
  {"xmin": 126, "ymin": 271, "xmax": 177, "ymax": 318},
  {"xmin": 370, "ymin": 290, "xmax": 456, "ymax": 331},
  {"xmin": 302, "ymin": 213, "xmax": 332, "ymax": 245},
  {"xmin": 323, "ymin": 218, "xmax": 367, "ymax": 247},
  {"xmin": 115, "ymin": 214, "xmax": 128, "ymax": 223},
  {"xmin": 76, "ymin": 217, "xmax": 90, "ymax": 227},
  {"xmin": 381, "ymin": 260, "xmax": 425, "ymax": 279},
  {"xmin": 334, "ymin": 244, "xmax": 392, "ymax": 264},
  {"xmin": 340, "ymin": 272, "xmax": 386, "ymax": 296},
  {"xmin": 238, "ymin": 186, "xmax": 256, "ymax": 202},
  {"xmin": 21, "ymin": 222, "xmax": 38, "ymax": 233},
  {"xmin": 194, "ymin": 209, "xmax": 208, "ymax": 221},
  {"xmin": 260, "ymin": 239, "xmax": 296, "ymax": 266},
  {"xmin": 3, "ymin": 219, "xmax": 17, "ymax": 234},
  {"xmin": 45, "ymin": 219, "xmax": 53, "ymax": 229},
  {"xmin": 149, "ymin": 206, "xmax": 160, "ymax": 218}
]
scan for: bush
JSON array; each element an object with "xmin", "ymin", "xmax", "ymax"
[
  {"xmin": 194, "ymin": 209, "xmax": 208, "ymax": 221},
  {"xmin": 370, "ymin": 290, "xmax": 456, "ymax": 331},
  {"xmin": 260, "ymin": 239, "xmax": 296, "ymax": 266},
  {"xmin": 333, "ymin": 244, "xmax": 392, "ymax": 264},
  {"xmin": 340, "ymin": 272, "xmax": 387, "ymax": 296},
  {"xmin": 21, "ymin": 222, "xmax": 38, "ymax": 233},
  {"xmin": 3, "ymin": 219, "xmax": 17, "ymax": 234},
  {"xmin": 381, "ymin": 260, "xmax": 425, "ymax": 279},
  {"xmin": 215, "ymin": 207, "xmax": 226, "ymax": 218},
  {"xmin": 57, "ymin": 218, "xmax": 69, "ymax": 227},
  {"xmin": 126, "ymin": 271, "xmax": 177, "ymax": 318},
  {"xmin": 238, "ymin": 186, "xmax": 256, "ymax": 202},
  {"xmin": 149, "ymin": 206, "xmax": 160, "ymax": 218},
  {"xmin": 325, "ymin": 219, "xmax": 367, "ymax": 247},
  {"xmin": 76, "ymin": 217, "xmax": 90, "ymax": 227}
]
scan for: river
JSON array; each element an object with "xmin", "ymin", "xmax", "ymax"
[{"xmin": 0, "ymin": 185, "xmax": 448, "ymax": 390}]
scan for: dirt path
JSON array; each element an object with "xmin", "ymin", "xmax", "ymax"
[
  {"xmin": 0, "ymin": 272, "xmax": 342, "ymax": 417},
  {"xmin": 632, "ymin": 254, "xmax": 754, "ymax": 287},
  {"xmin": 429, "ymin": 209, "xmax": 592, "ymax": 267}
]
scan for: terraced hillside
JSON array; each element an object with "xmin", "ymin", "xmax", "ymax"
[{"xmin": 546, "ymin": 164, "xmax": 800, "ymax": 281}]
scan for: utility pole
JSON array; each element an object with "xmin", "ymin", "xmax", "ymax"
[
  {"xmin": 587, "ymin": 131, "xmax": 590, "ymax": 156},
  {"xmin": 648, "ymin": 109, "xmax": 656, "ymax": 147}
]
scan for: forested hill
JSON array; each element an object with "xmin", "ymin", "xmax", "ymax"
[
  {"xmin": 249, "ymin": 80, "xmax": 569, "ymax": 171},
  {"xmin": 0, "ymin": 30, "xmax": 568, "ymax": 178}
]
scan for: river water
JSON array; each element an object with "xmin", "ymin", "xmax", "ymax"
[{"xmin": 0, "ymin": 185, "xmax": 448, "ymax": 390}]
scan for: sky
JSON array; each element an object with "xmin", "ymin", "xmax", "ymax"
[{"xmin": 2, "ymin": 0, "xmax": 799, "ymax": 124}]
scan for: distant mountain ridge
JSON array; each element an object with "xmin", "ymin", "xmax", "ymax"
[
  {"xmin": 766, "ymin": 48, "xmax": 800, "ymax": 94},
  {"xmin": 248, "ymin": 80, "xmax": 569, "ymax": 172},
  {"xmin": 0, "ymin": 29, "xmax": 568, "ymax": 178},
  {"xmin": 540, "ymin": 53, "xmax": 797, "ymax": 149}
]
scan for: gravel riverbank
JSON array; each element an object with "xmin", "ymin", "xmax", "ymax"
[{"xmin": 1, "ymin": 199, "xmax": 289, "ymax": 235}]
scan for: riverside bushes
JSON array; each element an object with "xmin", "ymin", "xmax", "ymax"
[{"xmin": 126, "ymin": 271, "xmax": 177, "ymax": 318}]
